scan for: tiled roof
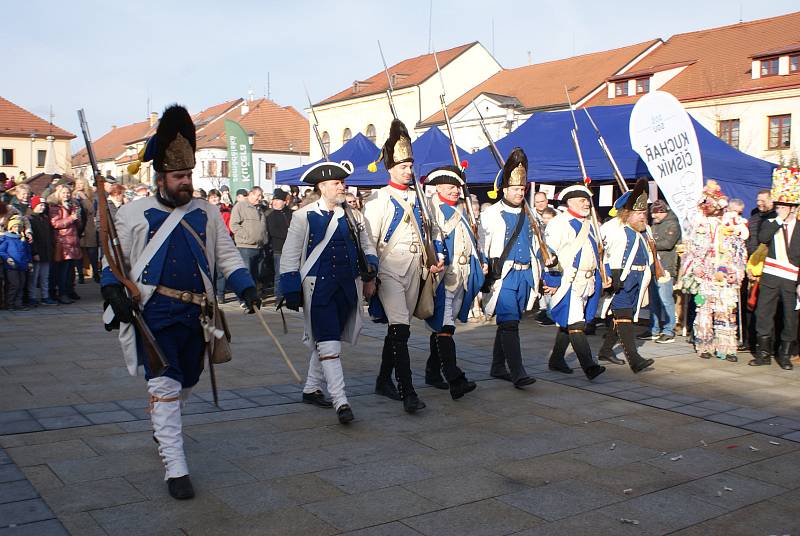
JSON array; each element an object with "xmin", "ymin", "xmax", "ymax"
[
  {"xmin": 317, "ymin": 42, "xmax": 478, "ymax": 106},
  {"xmin": 196, "ymin": 98, "xmax": 310, "ymax": 154},
  {"xmin": 72, "ymin": 119, "xmax": 152, "ymax": 166},
  {"xmin": 0, "ymin": 96, "xmax": 75, "ymax": 139},
  {"xmin": 587, "ymin": 11, "xmax": 800, "ymax": 106},
  {"xmin": 420, "ymin": 40, "xmax": 660, "ymax": 126}
]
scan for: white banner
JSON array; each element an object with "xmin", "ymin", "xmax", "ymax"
[{"xmin": 629, "ymin": 91, "xmax": 703, "ymax": 235}]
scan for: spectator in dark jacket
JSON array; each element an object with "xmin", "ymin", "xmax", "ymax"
[
  {"xmin": 265, "ymin": 189, "xmax": 293, "ymax": 300},
  {"xmin": 643, "ymin": 200, "xmax": 681, "ymax": 343},
  {"xmin": 747, "ymin": 189, "xmax": 776, "ymax": 255},
  {"xmin": 28, "ymin": 196, "xmax": 57, "ymax": 305}
]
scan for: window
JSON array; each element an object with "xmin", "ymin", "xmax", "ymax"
[
  {"xmin": 718, "ymin": 119, "xmax": 740, "ymax": 149},
  {"xmin": 321, "ymin": 131, "xmax": 330, "ymax": 155},
  {"xmin": 264, "ymin": 163, "xmax": 276, "ymax": 181},
  {"xmin": 768, "ymin": 114, "xmax": 791, "ymax": 150},
  {"xmin": 207, "ymin": 160, "xmax": 218, "ymax": 176},
  {"xmin": 615, "ymin": 81, "xmax": 627, "ymax": 97},
  {"xmin": 791, "ymin": 55, "xmax": 799, "ymax": 73},
  {"xmin": 365, "ymin": 124, "xmax": 376, "ymax": 144},
  {"xmin": 37, "ymin": 150, "xmax": 46, "ymax": 167},
  {"xmin": 1, "ymin": 149, "xmax": 12, "ymax": 166},
  {"xmin": 342, "ymin": 128, "xmax": 352, "ymax": 145},
  {"xmin": 221, "ymin": 160, "xmax": 229, "ymax": 177},
  {"xmin": 761, "ymin": 58, "xmax": 779, "ymax": 76},
  {"xmin": 635, "ymin": 78, "xmax": 650, "ymax": 95}
]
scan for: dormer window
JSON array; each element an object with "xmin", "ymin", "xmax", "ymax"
[
  {"xmin": 761, "ymin": 57, "xmax": 779, "ymax": 76},
  {"xmin": 635, "ymin": 78, "xmax": 650, "ymax": 94},
  {"xmin": 615, "ymin": 81, "xmax": 627, "ymax": 97},
  {"xmin": 791, "ymin": 55, "xmax": 799, "ymax": 73}
]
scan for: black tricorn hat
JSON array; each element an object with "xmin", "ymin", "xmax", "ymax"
[
  {"xmin": 301, "ymin": 160, "xmax": 354, "ymax": 185},
  {"xmin": 376, "ymin": 118, "xmax": 414, "ymax": 170},
  {"xmin": 425, "ymin": 165, "xmax": 465, "ymax": 186},
  {"xmin": 623, "ymin": 178, "xmax": 649, "ymax": 211},
  {"xmin": 152, "ymin": 105, "xmax": 196, "ymax": 172}
]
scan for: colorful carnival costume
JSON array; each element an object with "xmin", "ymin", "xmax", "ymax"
[{"xmin": 680, "ymin": 180, "xmax": 748, "ymax": 360}]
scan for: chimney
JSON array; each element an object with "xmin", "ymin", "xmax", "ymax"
[
  {"xmin": 149, "ymin": 112, "xmax": 158, "ymax": 126},
  {"xmin": 241, "ymin": 102, "xmax": 249, "ymax": 115}
]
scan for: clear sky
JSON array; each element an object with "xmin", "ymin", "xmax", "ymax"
[{"xmin": 6, "ymin": 0, "xmax": 798, "ymax": 151}]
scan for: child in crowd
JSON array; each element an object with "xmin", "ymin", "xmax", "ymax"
[
  {"xmin": 0, "ymin": 215, "xmax": 33, "ymax": 310},
  {"xmin": 28, "ymin": 196, "xmax": 57, "ymax": 305}
]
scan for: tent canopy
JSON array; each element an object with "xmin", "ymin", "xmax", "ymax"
[
  {"xmin": 464, "ymin": 104, "xmax": 775, "ymax": 210},
  {"xmin": 275, "ymin": 133, "xmax": 379, "ymax": 186}
]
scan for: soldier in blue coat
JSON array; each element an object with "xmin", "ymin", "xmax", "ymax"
[
  {"xmin": 423, "ymin": 166, "xmax": 482, "ymax": 400},
  {"xmin": 280, "ymin": 160, "xmax": 378, "ymax": 424},
  {"xmin": 101, "ymin": 105, "xmax": 260, "ymax": 500}
]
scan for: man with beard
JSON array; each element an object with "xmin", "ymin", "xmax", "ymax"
[
  {"xmin": 363, "ymin": 119, "xmax": 444, "ymax": 413},
  {"xmin": 422, "ymin": 165, "xmax": 482, "ymax": 400},
  {"xmin": 479, "ymin": 148, "xmax": 539, "ymax": 388},
  {"xmin": 100, "ymin": 105, "xmax": 260, "ymax": 500},
  {"xmin": 596, "ymin": 179, "xmax": 655, "ymax": 373},
  {"xmin": 543, "ymin": 183, "xmax": 607, "ymax": 380},
  {"xmin": 280, "ymin": 160, "xmax": 378, "ymax": 423}
]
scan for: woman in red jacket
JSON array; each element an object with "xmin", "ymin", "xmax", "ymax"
[{"xmin": 49, "ymin": 185, "xmax": 83, "ymax": 304}]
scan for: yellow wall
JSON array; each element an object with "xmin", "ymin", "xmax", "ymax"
[{"xmin": 0, "ymin": 136, "xmax": 72, "ymax": 178}]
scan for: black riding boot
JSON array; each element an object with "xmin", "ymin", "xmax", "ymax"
[
  {"xmin": 390, "ymin": 324, "xmax": 425, "ymax": 413},
  {"xmin": 435, "ymin": 326, "xmax": 476, "ymax": 400},
  {"xmin": 776, "ymin": 341, "xmax": 794, "ymax": 371},
  {"xmin": 614, "ymin": 311, "xmax": 654, "ymax": 373},
  {"xmin": 568, "ymin": 322, "xmax": 605, "ymax": 380},
  {"xmin": 548, "ymin": 327, "xmax": 572, "ymax": 374},
  {"xmin": 425, "ymin": 333, "xmax": 448, "ymax": 389},
  {"xmin": 748, "ymin": 335, "xmax": 773, "ymax": 366},
  {"xmin": 375, "ymin": 332, "xmax": 401, "ymax": 400},
  {"xmin": 490, "ymin": 327, "xmax": 512, "ymax": 380},
  {"xmin": 498, "ymin": 321, "xmax": 535, "ymax": 387},
  {"xmin": 597, "ymin": 318, "xmax": 625, "ymax": 365}
]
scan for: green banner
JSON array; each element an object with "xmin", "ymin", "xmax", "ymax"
[{"xmin": 225, "ymin": 119, "xmax": 254, "ymax": 192}]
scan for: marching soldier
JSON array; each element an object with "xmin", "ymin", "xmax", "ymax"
[
  {"xmin": 279, "ymin": 160, "xmax": 379, "ymax": 424},
  {"xmin": 101, "ymin": 105, "xmax": 260, "ymax": 499},
  {"xmin": 596, "ymin": 179, "xmax": 655, "ymax": 373},
  {"xmin": 543, "ymin": 184, "xmax": 607, "ymax": 380},
  {"xmin": 363, "ymin": 119, "xmax": 444, "ymax": 413},
  {"xmin": 479, "ymin": 148, "xmax": 539, "ymax": 388},
  {"xmin": 423, "ymin": 165, "xmax": 482, "ymax": 400}
]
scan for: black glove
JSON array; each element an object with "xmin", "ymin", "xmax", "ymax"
[
  {"xmin": 284, "ymin": 291, "xmax": 302, "ymax": 311},
  {"xmin": 611, "ymin": 269, "xmax": 623, "ymax": 293},
  {"xmin": 242, "ymin": 287, "xmax": 261, "ymax": 314},
  {"xmin": 101, "ymin": 285, "xmax": 134, "ymax": 324}
]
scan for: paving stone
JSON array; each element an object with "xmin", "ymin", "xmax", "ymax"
[
  {"xmin": 116, "ymin": 398, "xmax": 149, "ymax": 410},
  {"xmin": 401, "ymin": 468, "xmax": 527, "ymax": 507},
  {"xmin": 6, "ymin": 439, "xmax": 97, "ymax": 467},
  {"xmin": 0, "ymin": 519, "xmax": 69, "ymax": 536},
  {"xmin": 693, "ymin": 400, "xmax": 741, "ymax": 412},
  {"xmin": 317, "ymin": 460, "xmax": 433, "ymax": 494},
  {"xmin": 210, "ymin": 480, "xmax": 306, "ymax": 516},
  {"xmin": 0, "ymin": 421, "xmax": 43, "ymax": 435},
  {"xmin": 303, "ymin": 486, "xmax": 438, "ymax": 532},
  {"xmin": 83, "ymin": 410, "xmax": 137, "ymax": 425},
  {"xmin": 58, "ymin": 512, "xmax": 108, "ymax": 536},
  {"xmin": 40, "ymin": 477, "xmax": 146, "ymax": 514},
  {"xmin": 20, "ymin": 465, "xmax": 63, "ymax": 490},
  {"xmin": 497, "ymin": 479, "xmax": 623, "ymax": 521},
  {"xmin": 639, "ymin": 397, "xmax": 685, "ymax": 409},
  {"xmin": 667, "ymin": 498, "xmax": 800, "ymax": 536},
  {"xmin": 270, "ymin": 384, "xmax": 303, "ymax": 394},
  {"xmin": 195, "ymin": 390, "xmax": 241, "ymax": 402},
  {"xmin": 0, "ymin": 452, "xmax": 8, "ymax": 465},
  {"xmin": 48, "ymin": 452, "xmax": 157, "ymax": 484},
  {"xmin": 680, "ymin": 471, "xmax": 787, "ymax": 511},
  {"xmin": 741, "ymin": 421, "xmax": 796, "ymax": 437},
  {"xmin": 73, "ymin": 402, "xmax": 122, "ymax": 414},
  {"xmin": 732, "ymin": 451, "xmax": 800, "ymax": 488},
  {"xmin": 233, "ymin": 449, "xmax": 349, "ymax": 480},
  {"xmin": 672, "ymin": 404, "xmax": 719, "ymax": 417},
  {"xmin": 706, "ymin": 413, "xmax": 758, "ymax": 427},
  {"xmin": 339, "ymin": 522, "xmax": 423, "ymax": 536},
  {"xmin": 764, "ymin": 416, "xmax": 800, "ymax": 430},
  {"xmin": 181, "ymin": 402, "xmax": 220, "ymax": 415},
  {"xmin": 403, "ymin": 498, "xmax": 543, "ymax": 536},
  {"xmin": 232, "ymin": 386, "xmax": 275, "ymax": 397},
  {"xmin": 0, "ymin": 410, "xmax": 32, "ymax": 423},
  {"xmin": 512, "ymin": 509, "xmax": 658, "ymax": 536},
  {"xmin": 0, "ymin": 480, "xmax": 38, "ymax": 504},
  {"xmin": 29, "ymin": 406, "xmax": 78, "ymax": 419},
  {"xmin": 0, "ymin": 498, "xmax": 55, "ymax": 528},
  {"xmin": 37, "ymin": 415, "xmax": 92, "ymax": 430},
  {"xmin": 663, "ymin": 393, "xmax": 705, "ymax": 404},
  {"xmin": 646, "ymin": 447, "xmax": 746, "ymax": 479},
  {"xmin": 0, "ymin": 465, "xmax": 24, "ymax": 483},
  {"xmin": 564, "ymin": 440, "xmax": 662, "ymax": 468},
  {"xmin": 724, "ymin": 407, "xmax": 775, "ymax": 422},
  {"xmin": 612, "ymin": 390, "xmax": 651, "ymax": 402},
  {"xmin": 782, "ymin": 430, "xmax": 800, "ymax": 442}
]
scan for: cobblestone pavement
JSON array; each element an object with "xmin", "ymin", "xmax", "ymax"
[{"xmin": 1, "ymin": 284, "xmax": 798, "ymax": 535}]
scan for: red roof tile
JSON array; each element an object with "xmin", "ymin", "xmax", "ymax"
[
  {"xmin": 72, "ymin": 119, "xmax": 152, "ymax": 166},
  {"xmin": 586, "ymin": 11, "xmax": 800, "ymax": 107},
  {"xmin": 420, "ymin": 40, "xmax": 660, "ymax": 125},
  {"xmin": 0, "ymin": 96, "xmax": 75, "ymax": 139},
  {"xmin": 318, "ymin": 42, "xmax": 478, "ymax": 106}
]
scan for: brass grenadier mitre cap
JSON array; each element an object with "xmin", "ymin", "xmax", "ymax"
[
  {"xmin": 368, "ymin": 119, "xmax": 414, "ymax": 172},
  {"xmin": 503, "ymin": 147, "xmax": 528, "ymax": 188},
  {"xmin": 623, "ymin": 178, "xmax": 649, "ymax": 211},
  {"xmin": 129, "ymin": 105, "xmax": 197, "ymax": 175}
]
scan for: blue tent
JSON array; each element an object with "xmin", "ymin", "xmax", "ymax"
[
  {"xmin": 345, "ymin": 127, "xmax": 469, "ymax": 185},
  {"xmin": 464, "ymin": 104, "xmax": 775, "ymax": 210},
  {"xmin": 275, "ymin": 133, "xmax": 379, "ymax": 186}
]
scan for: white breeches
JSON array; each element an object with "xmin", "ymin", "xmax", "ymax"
[
  {"xmin": 147, "ymin": 376, "xmax": 188, "ymax": 480},
  {"xmin": 377, "ymin": 261, "xmax": 422, "ymax": 325},
  {"xmin": 567, "ymin": 282, "xmax": 595, "ymax": 326}
]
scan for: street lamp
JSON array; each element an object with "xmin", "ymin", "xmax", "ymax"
[{"xmin": 248, "ymin": 131, "xmax": 256, "ymax": 190}]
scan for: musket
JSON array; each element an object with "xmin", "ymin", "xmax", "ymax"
[
  {"xmin": 77, "ymin": 109, "xmax": 168, "ymax": 377},
  {"xmin": 471, "ymin": 102, "xmax": 557, "ymax": 268},
  {"xmin": 305, "ymin": 85, "xmax": 375, "ymax": 281},
  {"xmin": 378, "ymin": 42, "xmax": 439, "ymax": 269},
  {"xmin": 432, "ymin": 50, "xmax": 479, "ymax": 239},
  {"xmin": 583, "ymin": 108, "xmax": 668, "ymax": 282},
  {"xmin": 563, "ymin": 89, "xmax": 612, "ymax": 287}
]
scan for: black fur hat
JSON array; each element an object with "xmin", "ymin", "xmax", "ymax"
[{"xmin": 152, "ymin": 105, "xmax": 196, "ymax": 172}]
